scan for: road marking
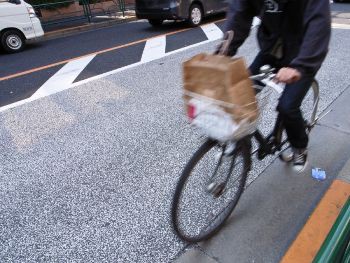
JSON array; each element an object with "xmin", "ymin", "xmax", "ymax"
[
  {"xmin": 252, "ymin": 17, "xmax": 261, "ymax": 28},
  {"xmin": 0, "ymin": 19, "xmax": 347, "ymax": 83},
  {"xmin": 332, "ymin": 23, "xmax": 350, "ymax": 29},
  {"xmin": 70, "ymin": 38, "xmax": 215, "ymax": 87},
  {"xmin": 0, "ymin": 29, "xmax": 189, "ymax": 82},
  {"xmin": 0, "ymin": 98, "xmax": 32, "ymax": 112},
  {"xmin": 200, "ymin": 23, "xmax": 223, "ymax": 41},
  {"xmin": 31, "ymin": 55, "xmax": 96, "ymax": 100},
  {"xmin": 141, "ymin": 35, "xmax": 166, "ymax": 62},
  {"xmin": 2, "ymin": 19, "xmax": 348, "ymax": 113},
  {"xmin": 0, "ymin": 19, "xmax": 225, "ymax": 82},
  {"xmin": 281, "ymin": 179, "xmax": 350, "ymax": 263},
  {"xmin": 0, "ymin": 35, "xmax": 216, "ymax": 113}
]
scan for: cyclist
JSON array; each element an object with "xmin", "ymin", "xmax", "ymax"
[{"xmin": 219, "ymin": 0, "xmax": 331, "ymax": 172}]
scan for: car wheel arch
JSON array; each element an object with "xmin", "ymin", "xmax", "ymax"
[{"xmin": 0, "ymin": 28, "xmax": 26, "ymax": 40}]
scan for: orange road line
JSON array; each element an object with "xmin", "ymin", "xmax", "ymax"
[
  {"xmin": 280, "ymin": 179, "xmax": 350, "ymax": 263},
  {"xmin": 0, "ymin": 19, "xmax": 225, "ymax": 82}
]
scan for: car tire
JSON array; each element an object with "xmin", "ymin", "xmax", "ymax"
[
  {"xmin": 148, "ymin": 19, "xmax": 163, "ymax": 27},
  {"xmin": 188, "ymin": 4, "xmax": 203, "ymax": 27},
  {"xmin": 1, "ymin": 30, "xmax": 25, "ymax": 53}
]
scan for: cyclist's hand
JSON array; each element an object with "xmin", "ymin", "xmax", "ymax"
[{"xmin": 275, "ymin": 67, "xmax": 301, "ymax": 84}]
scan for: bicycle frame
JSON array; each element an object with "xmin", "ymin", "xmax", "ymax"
[
  {"xmin": 252, "ymin": 117, "xmax": 286, "ymax": 160},
  {"xmin": 249, "ymin": 73, "xmax": 320, "ymax": 161},
  {"xmin": 212, "ymin": 70, "xmax": 320, "ymax": 179},
  {"xmin": 172, "ymin": 66, "xmax": 325, "ymax": 243}
]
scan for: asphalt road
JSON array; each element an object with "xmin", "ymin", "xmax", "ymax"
[
  {"xmin": 0, "ymin": 11, "xmax": 350, "ymax": 263},
  {"xmin": 0, "ymin": 2, "xmax": 349, "ymax": 108},
  {"xmin": 0, "ymin": 15, "xmax": 226, "ymax": 107}
]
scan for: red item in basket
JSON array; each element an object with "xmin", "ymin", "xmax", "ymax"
[{"xmin": 187, "ymin": 104, "xmax": 195, "ymax": 121}]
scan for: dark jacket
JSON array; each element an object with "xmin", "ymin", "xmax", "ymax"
[{"xmin": 224, "ymin": 0, "xmax": 331, "ymax": 76}]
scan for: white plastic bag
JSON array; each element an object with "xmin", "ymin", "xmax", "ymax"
[{"xmin": 188, "ymin": 98, "xmax": 257, "ymax": 142}]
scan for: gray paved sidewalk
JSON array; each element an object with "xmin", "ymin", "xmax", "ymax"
[
  {"xmin": 175, "ymin": 81, "xmax": 350, "ymax": 263},
  {"xmin": 338, "ymin": 159, "xmax": 350, "ymax": 184}
]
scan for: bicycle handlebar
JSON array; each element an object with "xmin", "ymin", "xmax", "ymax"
[{"xmin": 250, "ymin": 66, "xmax": 286, "ymax": 94}]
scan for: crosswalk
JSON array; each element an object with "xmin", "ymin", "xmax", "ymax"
[
  {"xmin": 0, "ymin": 22, "xmax": 227, "ymax": 112},
  {"xmin": 32, "ymin": 55, "xmax": 96, "ymax": 100},
  {"xmin": 141, "ymin": 35, "xmax": 167, "ymax": 62},
  {"xmin": 1, "ymin": 17, "xmax": 349, "ymax": 112}
]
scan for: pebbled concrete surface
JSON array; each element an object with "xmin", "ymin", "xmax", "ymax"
[
  {"xmin": 176, "ymin": 247, "xmax": 218, "ymax": 263},
  {"xmin": 0, "ymin": 26, "xmax": 349, "ymax": 263}
]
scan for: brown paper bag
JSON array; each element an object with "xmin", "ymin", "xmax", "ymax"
[{"xmin": 183, "ymin": 53, "xmax": 258, "ymax": 122}]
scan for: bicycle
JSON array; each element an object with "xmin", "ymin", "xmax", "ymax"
[{"xmin": 171, "ymin": 65, "xmax": 322, "ymax": 243}]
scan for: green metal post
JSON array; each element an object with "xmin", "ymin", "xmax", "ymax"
[
  {"xmin": 313, "ymin": 198, "xmax": 350, "ymax": 263},
  {"xmin": 82, "ymin": 0, "xmax": 91, "ymax": 23},
  {"xmin": 118, "ymin": 0, "xmax": 125, "ymax": 17},
  {"xmin": 86, "ymin": 0, "xmax": 92, "ymax": 22},
  {"xmin": 342, "ymin": 241, "xmax": 350, "ymax": 263}
]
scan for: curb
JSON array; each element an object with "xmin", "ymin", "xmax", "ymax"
[
  {"xmin": 41, "ymin": 15, "xmax": 138, "ymax": 41},
  {"xmin": 281, "ymin": 160, "xmax": 350, "ymax": 263}
]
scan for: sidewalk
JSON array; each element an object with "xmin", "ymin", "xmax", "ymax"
[
  {"xmin": 175, "ymin": 85, "xmax": 350, "ymax": 262},
  {"xmin": 41, "ymin": 10, "xmax": 136, "ymax": 40}
]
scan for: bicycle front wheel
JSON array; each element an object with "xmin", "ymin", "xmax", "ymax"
[{"xmin": 171, "ymin": 138, "xmax": 251, "ymax": 243}]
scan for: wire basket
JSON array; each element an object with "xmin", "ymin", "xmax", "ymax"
[{"xmin": 184, "ymin": 86, "xmax": 271, "ymax": 142}]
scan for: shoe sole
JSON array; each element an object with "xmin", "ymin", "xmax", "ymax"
[
  {"xmin": 292, "ymin": 160, "xmax": 309, "ymax": 174},
  {"xmin": 279, "ymin": 154, "xmax": 293, "ymax": 163}
]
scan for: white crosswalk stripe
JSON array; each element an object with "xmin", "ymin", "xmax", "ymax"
[
  {"xmin": 201, "ymin": 23, "xmax": 223, "ymax": 41},
  {"xmin": 141, "ymin": 35, "xmax": 166, "ymax": 62},
  {"xmin": 31, "ymin": 55, "xmax": 96, "ymax": 100},
  {"xmin": 332, "ymin": 23, "xmax": 350, "ymax": 29},
  {"xmin": 2, "ymin": 20, "xmax": 349, "ymax": 112}
]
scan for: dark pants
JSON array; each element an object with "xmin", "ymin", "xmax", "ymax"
[{"xmin": 249, "ymin": 53, "xmax": 314, "ymax": 149}]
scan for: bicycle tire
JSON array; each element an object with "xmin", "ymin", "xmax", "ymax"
[{"xmin": 171, "ymin": 138, "xmax": 251, "ymax": 243}]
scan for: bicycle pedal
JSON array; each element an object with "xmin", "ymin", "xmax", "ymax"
[
  {"xmin": 213, "ymin": 184, "xmax": 225, "ymax": 197},
  {"xmin": 207, "ymin": 182, "xmax": 217, "ymax": 193},
  {"xmin": 257, "ymin": 149, "xmax": 267, "ymax": 160}
]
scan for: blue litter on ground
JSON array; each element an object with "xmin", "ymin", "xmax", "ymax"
[{"xmin": 311, "ymin": 168, "xmax": 326, "ymax": 181}]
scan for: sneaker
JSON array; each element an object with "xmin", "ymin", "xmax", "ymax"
[
  {"xmin": 279, "ymin": 148, "xmax": 293, "ymax": 163},
  {"xmin": 292, "ymin": 148, "xmax": 308, "ymax": 173}
]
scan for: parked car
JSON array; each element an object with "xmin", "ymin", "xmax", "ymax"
[
  {"xmin": 0, "ymin": 0, "xmax": 44, "ymax": 53},
  {"xmin": 135, "ymin": 0, "xmax": 227, "ymax": 27}
]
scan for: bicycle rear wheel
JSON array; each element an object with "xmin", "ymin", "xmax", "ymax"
[{"xmin": 171, "ymin": 138, "xmax": 251, "ymax": 243}]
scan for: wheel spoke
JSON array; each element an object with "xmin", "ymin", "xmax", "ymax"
[
  {"xmin": 6, "ymin": 35, "xmax": 22, "ymax": 50},
  {"xmin": 172, "ymin": 140, "xmax": 249, "ymax": 242},
  {"xmin": 191, "ymin": 7, "xmax": 201, "ymax": 25}
]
